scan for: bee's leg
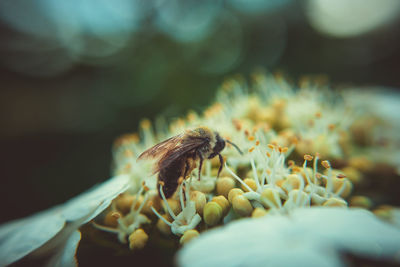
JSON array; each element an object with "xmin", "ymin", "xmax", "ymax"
[
  {"xmin": 198, "ymin": 152, "xmax": 203, "ymax": 181},
  {"xmin": 217, "ymin": 153, "xmax": 224, "ymax": 178},
  {"xmin": 183, "ymin": 160, "xmax": 190, "ymax": 179}
]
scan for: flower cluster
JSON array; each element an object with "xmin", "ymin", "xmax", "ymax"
[
  {"xmin": 94, "ymin": 72, "xmax": 399, "ymax": 255},
  {"xmin": 2, "ymin": 72, "xmax": 399, "ymax": 266}
]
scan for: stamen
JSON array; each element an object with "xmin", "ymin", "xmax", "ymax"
[
  {"xmin": 225, "ymin": 163, "xmax": 254, "ymax": 193},
  {"xmin": 159, "ymin": 185, "xmax": 178, "ymax": 220},
  {"xmin": 151, "ymin": 207, "xmax": 172, "ymax": 226}
]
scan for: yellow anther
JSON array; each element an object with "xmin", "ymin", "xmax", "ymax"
[
  {"xmin": 260, "ymin": 188, "xmax": 281, "ymax": 209},
  {"xmin": 249, "ymin": 147, "xmax": 255, "ymax": 153},
  {"xmin": 212, "ymin": 195, "xmax": 230, "ymax": 216},
  {"xmin": 156, "ymin": 214, "xmax": 172, "ymax": 235},
  {"xmin": 241, "ymin": 178, "xmax": 257, "ymax": 192},
  {"xmin": 191, "ymin": 191, "xmax": 207, "ymax": 216},
  {"xmin": 323, "ymin": 198, "xmax": 347, "ymax": 207},
  {"xmin": 304, "ymin": 154, "xmax": 313, "ymax": 161},
  {"xmin": 248, "ymin": 136, "xmax": 255, "ymax": 141},
  {"xmin": 255, "ymin": 140, "xmax": 260, "ymax": 146},
  {"xmin": 203, "ymin": 202, "xmax": 223, "ymax": 226},
  {"xmin": 140, "ymin": 119, "xmax": 151, "ymax": 129},
  {"xmin": 321, "ymin": 160, "xmax": 331, "ymax": 169},
  {"xmin": 124, "ymin": 150, "xmax": 134, "ymax": 157},
  {"xmin": 252, "ymin": 207, "xmax": 267, "ymax": 218},
  {"xmin": 216, "ymin": 177, "xmax": 236, "ymax": 199},
  {"xmin": 232, "ymin": 195, "xmax": 253, "ymax": 217},
  {"xmin": 129, "ymin": 229, "xmax": 148, "ymax": 250},
  {"xmin": 228, "ymin": 188, "xmax": 244, "ymax": 203},
  {"xmin": 104, "ymin": 211, "xmax": 121, "ymax": 227},
  {"xmin": 349, "ymin": 196, "xmax": 372, "ymax": 209},
  {"xmin": 180, "ymin": 230, "xmax": 200, "ymax": 245}
]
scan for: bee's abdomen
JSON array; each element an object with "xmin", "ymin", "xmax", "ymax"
[{"xmin": 158, "ymin": 157, "xmax": 185, "ymax": 198}]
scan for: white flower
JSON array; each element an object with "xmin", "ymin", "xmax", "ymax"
[
  {"xmin": 177, "ymin": 207, "xmax": 400, "ymax": 267},
  {"xmin": 0, "ymin": 175, "xmax": 130, "ymax": 266},
  {"xmin": 152, "ymin": 179, "xmax": 201, "ymax": 236}
]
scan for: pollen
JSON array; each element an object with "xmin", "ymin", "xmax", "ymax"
[
  {"xmin": 232, "ymin": 195, "xmax": 253, "ymax": 217},
  {"xmin": 268, "ymin": 144, "xmax": 275, "ymax": 150},
  {"xmin": 252, "ymin": 207, "xmax": 268, "ymax": 218},
  {"xmin": 203, "ymin": 202, "xmax": 223, "ymax": 226},
  {"xmin": 212, "ymin": 195, "xmax": 230, "ymax": 216},
  {"xmin": 129, "ymin": 229, "xmax": 149, "ymax": 250},
  {"xmin": 241, "ymin": 178, "xmax": 257, "ymax": 192},
  {"xmin": 249, "ymin": 147, "xmax": 255, "ymax": 153},
  {"xmin": 304, "ymin": 154, "xmax": 313, "ymax": 161},
  {"xmin": 140, "ymin": 119, "xmax": 151, "ymax": 130},
  {"xmin": 104, "ymin": 211, "xmax": 121, "ymax": 227},
  {"xmin": 255, "ymin": 140, "xmax": 260, "ymax": 146},
  {"xmin": 180, "ymin": 230, "xmax": 200, "ymax": 245},
  {"xmin": 248, "ymin": 136, "xmax": 255, "ymax": 141},
  {"xmin": 216, "ymin": 177, "xmax": 236, "ymax": 199},
  {"xmin": 321, "ymin": 160, "xmax": 331, "ymax": 169},
  {"xmin": 232, "ymin": 119, "xmax": 242, "ymax": 131},
  {"xmin": 191, "ymin": 191, "xmax": 206, "ymax": 216},
  {"xmin": 228, "ymin": 188, "xmax": 244, "ymax": 203},
  {"xmin": 124, "ymin": 150, "xmax": 134, "ymax": 157}
]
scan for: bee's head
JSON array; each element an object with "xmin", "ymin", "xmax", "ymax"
[{"xmin": 208, "ymin": 133, "xmax": 225, "ymax": 159}]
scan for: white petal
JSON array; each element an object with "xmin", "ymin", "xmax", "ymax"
[
  {"xmin": 0, "ymin": 174, "xmax": 130, "ymax": 266},
  {"xmin": 62, "ymin": 174, "xmax": 130, "ymax": 223},
  {"xmin": 45, "ymin": 230, "xmax": 81, "ymax": 267},
  {"xmin": 177, "ymin": 207, "xmax": 400, "ymax": 267},
  {"xmin": 0, "ymin": 207, "xmax": 65, "ymax": 266}
]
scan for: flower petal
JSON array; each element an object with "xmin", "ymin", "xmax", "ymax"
[
  {"xmin": 177, "ymin": 207, "xmax": 400, "ymax": 267},
  {"xmin": 45, "ymin": 230, "xmax": 81, "ymax": 267},
  {"xmin": 0, "ymin": 174, "xmax": 130, "ymax": 266},
  {"xmin": 61, "ymin": 174, "xmax": 131, "ymax": 223},
  {"xmin": 0, "ymin": 207, "xmax": 65, "ymax": 266}
]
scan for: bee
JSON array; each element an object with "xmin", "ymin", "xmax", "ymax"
[{"xmin": 138, "ymin": 127, "xmax": 242, "ymax": 198}]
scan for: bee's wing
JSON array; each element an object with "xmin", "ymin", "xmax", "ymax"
[
  {"xmin": 157, "ymin": 137, "xmax": 208, "ymax": 172},
  {"xmin": 137, "ymin": 134, "xmax": 183, "ymax": 161}
]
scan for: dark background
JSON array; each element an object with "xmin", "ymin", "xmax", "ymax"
[{"xmin": 1, "ymin": 0, "xmax": 400, "ymax": 224}]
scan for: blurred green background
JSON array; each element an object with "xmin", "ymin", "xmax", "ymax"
[{"xmin": 1, "ymin": 0, "xmax": 400, "ymax": 223}]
